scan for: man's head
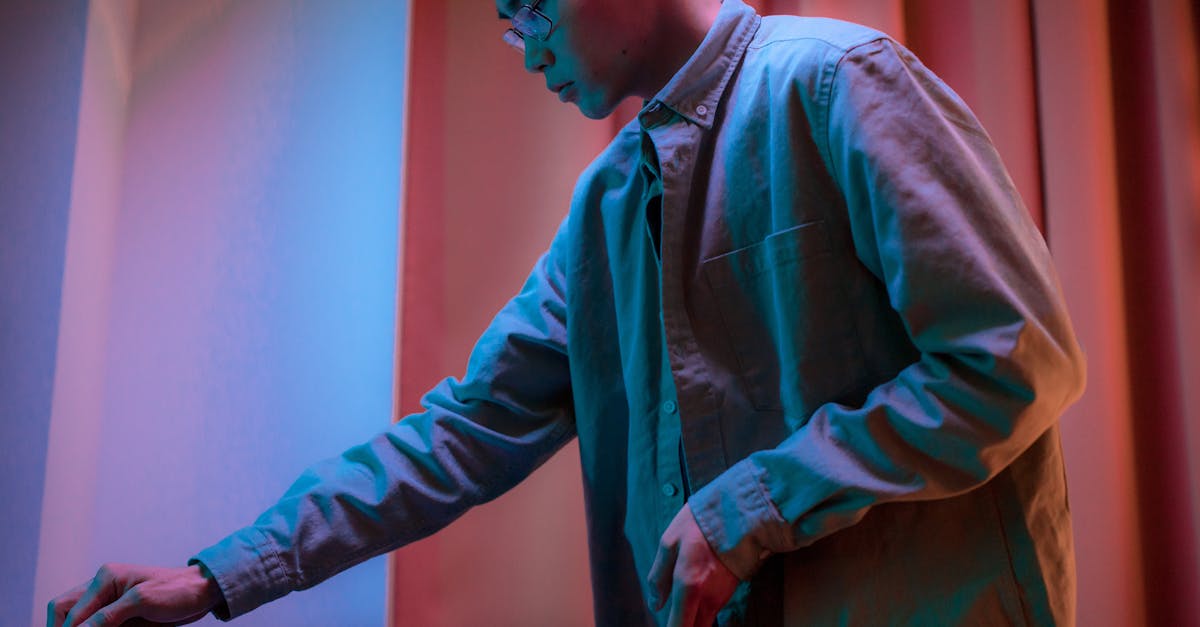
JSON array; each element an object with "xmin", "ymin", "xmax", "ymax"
[{"xmin": 496, "ymin": 0, "xmax": 721, "ymax": 119}]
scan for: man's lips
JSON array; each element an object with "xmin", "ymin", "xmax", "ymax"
[{"xmin": 555, "ymin": 82, "xmax": 577, "ymax": 102}]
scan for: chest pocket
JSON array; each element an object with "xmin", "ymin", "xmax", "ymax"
[{"xmin": 701, "ymin": 220, "xmax": 861, "ymax": 414}]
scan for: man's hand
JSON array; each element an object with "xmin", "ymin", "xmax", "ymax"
[
  {"xmin": 48, "ymin": 563, "xmax": 220, "ymax": 627},
  {"xmin": 647, "ymin": 503, "xmax": 741, "ymax": 627}
]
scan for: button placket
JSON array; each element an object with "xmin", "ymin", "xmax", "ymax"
[{"xmin": 654, "ymin": 120, "xmax": 730, "ymax": 490}]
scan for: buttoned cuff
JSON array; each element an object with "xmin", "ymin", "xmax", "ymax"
[
  {"xmin": 188, "ymin": 527, "xmax": 292, "ymax": 621},
  {"xmin": 689, "ymin": 458, "xmax": 794, "ymax": 580}
]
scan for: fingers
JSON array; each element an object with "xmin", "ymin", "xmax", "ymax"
[
  {"xmin": 80, "ymin": 586, "xmax": 142, "ymax": 627},
  {"xmin": 665, "ymin": 577, "xmax": 699, "ymax": 627},
  {"xmin": 63, "ymin": 565, "xmax": 120, "ymax": 627},
  {"xmin": 651, "ymin": 504, "xmax": 740, "ymax": 625},
  {"xmin": 665, "ymin": 563, "xmax": 726, "ymax": 627},
  {"xmin": 665, "ymin": 545, "xmax": 722, "ymax": 627},
  {"xmin": 47, "ymin": 582, "xmax": 88, "ymax": 627},
  {"xmin": 646, "ymin": 537, "xmax": 679, "ymax": 611}
]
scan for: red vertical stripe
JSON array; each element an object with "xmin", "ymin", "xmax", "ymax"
[
  {"xmin": 392, "ymin": 0, "xmax": 447, "ymax": 625},
  {"xmin": 1108, "ymin": 0, "xmax": 1200, "ymax": 623}
]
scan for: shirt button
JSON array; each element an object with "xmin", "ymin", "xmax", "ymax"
[
  {"xmin": 662, "ymin": 482, "xmax": 679, "ymax": 497},
  {"xmin": 696, "ymin": 104, "xmax": 708, "ymax": 115},
  {"xmin": 662, "ymin": 400, "xmax": 677, "ymax": 414}
]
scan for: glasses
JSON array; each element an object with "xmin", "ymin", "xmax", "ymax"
[{"xmin": 501, "ymin": 0, "xmax": 553, "ymax": 54}]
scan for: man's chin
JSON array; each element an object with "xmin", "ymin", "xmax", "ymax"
[
  {"xmin": 577, "ymin": 106, "xmax": 610, "ymax": 120},
  {"xmin": 573, "ymin": 94, "xmax": 618, "ymax": 120},
  {"xmin": 566, "ymin": 89, "xmax": 624, "ymax": 120}
]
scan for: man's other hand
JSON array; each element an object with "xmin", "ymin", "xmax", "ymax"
[
  {"xmin": 48, "ymin": 563, "xmax": 220, "ymax": 627},
  {"xmin": 647, "ymin": 503, "xmax": 740, "ymax": 627}
]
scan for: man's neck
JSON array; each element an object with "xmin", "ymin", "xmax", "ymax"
[{"xmin": 633, "ymin": 0, "xmax": 723, "ymax": 99}]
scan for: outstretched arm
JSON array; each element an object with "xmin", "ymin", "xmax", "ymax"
[
  {"xmin": 50, "ymin": 219, "xmax": 577, "ymax": 625},
  {"xmin": 191, "ymin": 220, "xmax": 578, "ymax": 619}
]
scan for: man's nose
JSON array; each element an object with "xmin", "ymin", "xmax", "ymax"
[{"xmin": 523, "ymin": 40, "xmax": 551, "ymax": 73}]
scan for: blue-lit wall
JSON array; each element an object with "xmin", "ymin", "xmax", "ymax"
[{"xmin": 27, "ymin": 2, "xmax": 408, "ymax": 625}]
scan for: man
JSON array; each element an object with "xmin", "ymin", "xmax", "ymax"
[{"xmin": 49, "ymin": 0, "xmax": 1085, "ymax": 625}]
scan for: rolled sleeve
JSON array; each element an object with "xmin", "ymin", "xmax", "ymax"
[
  {"xmin": 690, "ymin": 458, "xmax": 786, "ymax": 580},
  {"xmin": 188, "ymin": 528, "xmax": 287, "ymax": 621}
]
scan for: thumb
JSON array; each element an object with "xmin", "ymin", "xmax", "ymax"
[{"xmin": 646, "ymin": 539, "xmax": 679, "ymax": 611}]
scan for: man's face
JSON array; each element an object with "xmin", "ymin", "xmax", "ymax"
[{"xmin": 497, "ymin": 0, "xmax": 655, "ymax": 119}]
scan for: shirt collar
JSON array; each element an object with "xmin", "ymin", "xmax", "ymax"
[{"xmin": 641, "ymin": 0, "xmax": 761, "ymax": 130}]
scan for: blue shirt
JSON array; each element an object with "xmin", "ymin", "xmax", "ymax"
[{"xmin": 193, "ymin": 1, "xmax": 1086, "ymax": 624}]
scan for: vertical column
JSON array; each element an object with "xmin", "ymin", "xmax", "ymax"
[
  {"xmin": 392, "ymin": 0, "xmax": 448, "ymax": 623},
  {"xmin": 1032, "ymin": 0, "xmax": 1145, "ymax": 624},
  {"xmin": 1148, "ymin": 1, "xmax": 1200, "ymax": 610}
]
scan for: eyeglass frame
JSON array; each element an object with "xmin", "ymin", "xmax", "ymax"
[{"xmin": 501, "ymin": 0, "xmax": 553, "ymax": 54}]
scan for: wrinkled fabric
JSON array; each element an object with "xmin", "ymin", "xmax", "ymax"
[{"xmin": 191, "ymin": 1, "xmax": 1085, "ymax": 625}]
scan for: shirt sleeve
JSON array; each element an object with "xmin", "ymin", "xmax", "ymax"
[
  {"xmin": 689, "ymin": 37, "xmax": 1086, "ymax": 580},
  {"xmin": 189, "ymin": 219, "xmax": 577, "ymax": 620}
]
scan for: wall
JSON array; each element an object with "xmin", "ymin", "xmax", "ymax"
[
  {"xmin": 30, "ymin": 1, "xmax": 409, "ymax": 625},
  {"xmin": 0, "ymin": 4, "xmax": 90, "ymax": 627}
]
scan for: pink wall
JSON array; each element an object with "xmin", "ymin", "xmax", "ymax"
[
  {"xmin": 392, "ymin": 0, "xmax": 611, "ymax": 624},
  {"xmin": 436, "ymin": 0, "xmax": 606, "ymax": 620}
]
